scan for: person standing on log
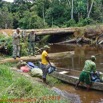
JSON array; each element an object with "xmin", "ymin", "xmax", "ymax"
[
  {"xmin": 12, "ymin": 28, "xmax": 21, "ymax": 59},
  {"xmin": 28, "ymin": 30, "xmax": 36, "ymax": 56},
  {"xmin": 41, "ymin": 45, "xmax": 51, "ymax": 84},
  {"xmin": 75, "ymin": 55, "xmax": 96, "ymax": 91}
]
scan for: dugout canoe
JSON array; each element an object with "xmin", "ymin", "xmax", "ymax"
[{"xmin": 51, "ymin": 68, "xmax": 103, "ymax": 91}]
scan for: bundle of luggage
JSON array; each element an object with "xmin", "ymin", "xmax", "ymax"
[
  {"xmin": 30, "ymin": 63, "xmax": 56, "ymax": 77},
  {"xmin": 90, "ymin": 71, "xmax": 103, "ymax": 82},
  {"xmin": 17, "ymin": 61, "xmax": 56, "ymax": 77},
  {"xmin": 48, "ymin": 66, "xmax": 56, "ymax": 74}
]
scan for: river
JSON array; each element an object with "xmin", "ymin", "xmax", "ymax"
[{"xmin": 50, "ymin": 44, "xmax": 103, "ymax": 103}]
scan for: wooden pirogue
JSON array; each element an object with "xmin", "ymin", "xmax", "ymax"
[{"xmin": 51, "ymin": 68, "xmax": 103, "ymax": 91}]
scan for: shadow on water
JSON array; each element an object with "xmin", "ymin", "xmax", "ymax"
[{"xmin": 50, "ymin": 44, "xmax": 103, "ymax": 103}]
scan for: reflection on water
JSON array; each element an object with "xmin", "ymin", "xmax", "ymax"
[
  {"xmin": 50, "ymin": 44, "xmax": 103, "ymax": 103},
  {"xmin": 50, "ymin": 44, "xmax": 103, "ymax": 72}
]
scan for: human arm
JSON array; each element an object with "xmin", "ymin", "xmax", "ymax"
[
  {"xmin": 43, "ymin": 51, "xmax": 52, "ymax": 66},
  {"xmin": 45, "ymin": 55, "xmax": 51, "ymax": 66},
  {"xmin": 13, "ymin": 32, "xmax": 20, "ymax": 39},
  {"xmin": 92, "ymin": 63, "xmax": 96, "ymax": 74}
]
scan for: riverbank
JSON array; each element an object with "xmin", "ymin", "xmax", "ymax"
[{"xmin": 0, "ymin": 63, "xmax": 70, "ymax": 103}]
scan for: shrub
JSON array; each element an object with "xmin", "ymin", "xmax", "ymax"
[
  {"xmin": 40, "ymin": 35, "xmax": 50, "ymax": 44},
  {"xmin": 77, "ymin": 18, "xmax": 96, "ymax": 26},
  {"xmin": 66, "ymin": 19, "xmax": 76, "ymax": 27},
  {"xmin": 0, "ymin": 63, "xmax": 13, "ymax": 83},
  {"xmin": 20, "ymin": 42, "xmax": 28, "ymax": 56},
  {"xmin": 0, "ymin": 34, "xmax": 12, "ymax": 55},
  {"xmin": 6, "ymin": 37, "xmax": 13, "ymax": 55}
]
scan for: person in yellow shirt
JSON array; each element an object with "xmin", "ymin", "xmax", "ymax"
[{"xmin": 41, "ymin": 45, "xmax": 51, "ymax": 83}]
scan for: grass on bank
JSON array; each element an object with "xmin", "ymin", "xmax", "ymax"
[{"xmin": 0, "ymin": 63, "xmax": 69, "ymax": 103}]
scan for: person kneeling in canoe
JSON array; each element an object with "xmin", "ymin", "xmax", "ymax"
[{"xmin": 75, "ymin": 55, "xmax": 96, "ymax": 91}]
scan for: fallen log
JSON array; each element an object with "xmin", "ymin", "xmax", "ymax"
[
  {"xmin": 54, "ymin": 37, "xmax": 91, "ymax": 44},
  {"xmin": 1, "ymin": 27, "xmax": 84, "ymax": 36},
  {"xmin": 55, "ymin": 39, "xmax": 76, "ymax": 44},
  {"xmin": 24, "ymin": 28, "xmax": 76, "ymax": 35},
  {"xmin": 96, "ymin": 34, "xmax": 103, "ymax": 45},
  {"xmin": 98, "ymin": 40, "xmax": 103, "ymax": 44},
  {"xmin": 0, "ymin": 51, "xmax": 74, "ymax": 64}
]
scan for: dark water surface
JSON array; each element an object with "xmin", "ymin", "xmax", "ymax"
[
  {"xmin": 50, "ymin": 44, "xmax": 103, "ymax": 103},
  {"xmin": 55, "ymin": 83, "xmax": 103, "ymax": 103},
  {"xmin": 50, "ymin": 44, "xmax": 103, "ymax": 72}
]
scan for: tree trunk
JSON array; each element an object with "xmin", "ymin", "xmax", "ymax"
[
  {"xmin": 87, "ymin": 0, "xmax": 89, "ymax": 14},
  {"xmin": 87, "ymin": 0, "xmax": 94, "ymax": 18},
  {"xmin": 71, "ymin": 0, "xmax": 74, "ymax": 19},
  {"xmin": 42, "ymin": 4, "xmax": 45, "ymax": 26},
  {"xmin": 52, "ymin": 17, "xmax": 53, "ymax": 27},
  {"xmin": 67, "ymin": 0, "xmax": 71, "ymax": 7},
  {"xmin": 0, "ymin": 52, "xmax": 74, "ymax": 64}
]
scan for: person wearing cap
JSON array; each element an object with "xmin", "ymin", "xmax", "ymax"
[
  {"xmin": 28, "ymin": 31, "xmax": 36, "ymax": 56},
  {"xmin": 12, "ymin": 28, "xmax": 21, "ymax": 59},
  {"xmin": 41, "ymin": 45, "xmax": 51, "ymax": 84},
  {"xmin": 75, "ymin": 55, "xmax": 96, "ymax": 91}
]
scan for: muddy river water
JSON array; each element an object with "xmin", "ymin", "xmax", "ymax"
[{"xmin": 50, "ymin": 44, "xmax": 103, "ymax": 103}]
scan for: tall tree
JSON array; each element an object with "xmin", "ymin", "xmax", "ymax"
[
  {"xmin": 87, "ymin": 0, "xmax": 94, "ymax": 18},
  {"xmin": 71, "ymin": 0, "xmax": 74, "ymax": 19}
]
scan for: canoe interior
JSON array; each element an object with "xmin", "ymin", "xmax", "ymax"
[
  {"xmin": 51, "ymin": 68, "xmax": 103, "ymax": 91},
  {"xmin": 56, "ymin": 68, "xmax": 80, "ymax": 76}
]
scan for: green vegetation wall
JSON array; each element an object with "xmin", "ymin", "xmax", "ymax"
[{"xmin": 0, "ymin": 0, "xmax": 103, "ymax": 29}]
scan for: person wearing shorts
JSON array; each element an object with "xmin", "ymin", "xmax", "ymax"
[{"xmin": 75, "ymin": 55, "xmax": 96, "ymax": 91}]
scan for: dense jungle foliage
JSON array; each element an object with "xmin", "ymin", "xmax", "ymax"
[{"xmin": 0, "ymin": 0, "xmax": 103, "ymax": 29}]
